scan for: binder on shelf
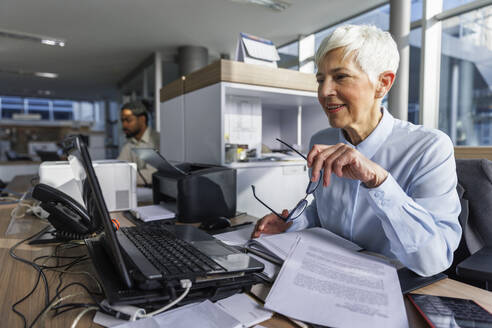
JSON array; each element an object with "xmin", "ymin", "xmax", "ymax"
[{"xmin": 235, "ymin": 32, "xmax": 280, "ymax": 68}]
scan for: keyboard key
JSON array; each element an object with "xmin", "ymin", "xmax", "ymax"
[{"xmin": 121, "ymin": 226, "xmax": 224, "ymax": 279}]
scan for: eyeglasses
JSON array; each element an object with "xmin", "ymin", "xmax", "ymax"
[
  {"xmin": 121, "ymin": 115, "xmax": 137, "ymax": 123},
  {"xmin": 251, "ymin": 138, "xmax": 321, "ymax": 222}
]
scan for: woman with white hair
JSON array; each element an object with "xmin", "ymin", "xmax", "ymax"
[{"xmin": 252, "ymin": 24, "xmax": 462, "ymax": 277}]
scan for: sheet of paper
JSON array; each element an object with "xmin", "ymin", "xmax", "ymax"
[
  {"xmin": 214, "ymin": 224, "xmax": 255, "ymax": 246},
  {"xmin": 111, "ymin": 300, "xmax": 242, "ymax": 328},
  {"xmin": 265, "ymin": 237, "xmax": 408, "ymax": 328},
  {"xmin": 249, "ymin": 227, "xmax": 363, "ymax": 262},
  {"xmin": 132, "ymin": 204, "xmax": 175, "ymax": 222},
  {"xmin": 215, "ymin": 293, "xmax": 273, "ymax": 327},
  {"xmin": 94, "ymin": 311, "xmax": 128, "ymax": 327}
]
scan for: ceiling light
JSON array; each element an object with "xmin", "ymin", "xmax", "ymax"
[
  {"xmin": 0, "ymin": 68, "xmax": 59, "ymax": 79},
  {"xmin": 34, "ymin": 72, "xmax": 58, "ymax": 79},
  {"xmin": 0, "ymin": 28, "xmax": 66, "ymax": 47},
  {"xmin": 229, "ymin": 0, "xmax": 291, "ymax": 12}
]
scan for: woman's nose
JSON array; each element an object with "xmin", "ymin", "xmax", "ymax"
[{"xmin": 319, "ymin": 79, "xmax": 336, "ymax": 97}]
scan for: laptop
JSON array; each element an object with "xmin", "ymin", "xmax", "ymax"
[{"xmin": 62, "ymin": 135, "xmax": 264, "ymax": 305}]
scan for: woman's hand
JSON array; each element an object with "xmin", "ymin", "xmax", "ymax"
[
  {"xmin": 251, "ymin": 210, "xmax": 293, "ymax": 238},
  {"xmin": 307, "ymin": 143, "xmax": 388, "ymax": 188}
]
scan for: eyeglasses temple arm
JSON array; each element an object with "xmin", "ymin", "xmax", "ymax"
[
  {"xmin": 250, "ymin": 185, "xmax": 285, "ymax": 221},
  {"xmin": 275, "ymin": 138, "xmax": 307, "ymax": 160}
]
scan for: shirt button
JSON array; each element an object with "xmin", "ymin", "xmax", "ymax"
[{"xmin": 374, "ymin": 191, "xmax": 383, "ymax": 198}]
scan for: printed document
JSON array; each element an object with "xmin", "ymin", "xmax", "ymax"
[
  {"xmin": 265, "ymin": 237, "xmax": 408, "ymax": 328},
  {"xmin": 246, "ymin": 227, "xmax": 362, "ymax": 263}
]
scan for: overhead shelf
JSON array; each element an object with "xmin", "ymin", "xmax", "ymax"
[{"xmin": 160, "ymin": 59, "xmax": 318, "ymax": 102}]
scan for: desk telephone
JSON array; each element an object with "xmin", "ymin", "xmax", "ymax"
[{"xmin": 32, "ymin": 183, "xmax": 103, "ymax": 240}]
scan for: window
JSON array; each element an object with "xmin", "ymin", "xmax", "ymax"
[
  {"xmin": 411, "ymin": 0, "xmax": 424, "ymax": 21},
  {"xmin": 438, "ymin": 4, "xmax": 492, "ymax": 145},
  {"xmin": 277, "ymin": 4, "xmax": 391, "ymax": 71},
  {"xmin": 0, "ymin": 96, "xmax": 96, "ymax": 123},
  {"xmin": 314, "ymin": 4, "xmax": 391, "ymax": 52},
  {"xmin": 0, "ymin": 96, "xmax": 23, "ymax": 119},
  {"xmin": 444, "ymin": 0, "xmax": 477, "ymax": 11},
  {"xmin": 53, "ymin": 100, "xmax": 74, "ymax": 120},
  {"xmin": 408, "ymin": 28, "xmax": 422, "ymax": 124},
  {"xmin": 27, "ymin": 98, "xmax": 50, "ymax": 120}
]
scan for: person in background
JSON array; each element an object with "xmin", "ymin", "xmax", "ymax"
[
  {"xmin": 117, "ymin": 101, "xmax": 160, "ymax": 186},
  {"xmin": 252, "ymin": 24, "xmax": 462, "ymax": 277}
]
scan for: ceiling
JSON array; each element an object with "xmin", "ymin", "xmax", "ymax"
[{"xmin": 0, "ymin": 0, "xmax": 386, "ymax": 101}]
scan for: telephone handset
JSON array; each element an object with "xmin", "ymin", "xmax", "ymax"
[{"xmin": 32, "ymin": 183, "xmax": 102, "ymax": 240}]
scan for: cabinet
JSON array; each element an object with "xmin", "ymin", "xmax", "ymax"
[{"xmin": 160, "ymin": 60, "xmax": 328, "ymax": 217}]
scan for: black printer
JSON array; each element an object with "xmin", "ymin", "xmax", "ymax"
[{"xmin": 132, "ymin": 148, "xmax": 236, "ymax": 224}]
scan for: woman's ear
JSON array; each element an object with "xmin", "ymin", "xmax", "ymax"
[{"xmin": 375, "ymin": 71, "xmax": 395, "ymax": 98}]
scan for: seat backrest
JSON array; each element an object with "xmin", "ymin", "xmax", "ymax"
[
  {"xmin": 446, "ymin": 159, "xmax": 492, "ymax": 287},
  {"xmin": 455, "ymin": 159, "xmax": 492, "ymax": 252}
]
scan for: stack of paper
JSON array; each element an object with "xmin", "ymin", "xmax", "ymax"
[
  {"xmin": 246, "ymin": 227, "xmax": 363, "ymax": 264},
  {"xmin": 264, "ymin": 236, "xmax": 409, "ymax": 328},
  {"xmin": 94, "ymin": 294, "xmax": 273, "ymax": 328},
  {"xmin": 215, "ymin": 293, "xmax": 273, "ymax": 327},
  {"xmin": 131, "ymin": 204, "xmax": 175, "ymax": 222}
]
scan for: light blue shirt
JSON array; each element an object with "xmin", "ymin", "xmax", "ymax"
[{"xmin": 288, "ymin": 108, "xmax": 462, "ymax": 276}]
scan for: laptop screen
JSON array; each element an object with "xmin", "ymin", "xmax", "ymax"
[
  {"xmin": 63, "ymin": 135, "xmax": 133, "ymax": 288},
  {"xmin": 131, "ymin": 148, "xmax": 188, "ymax": 176}
]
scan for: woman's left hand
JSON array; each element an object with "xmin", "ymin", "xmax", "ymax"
[{"xmin": 307, "ymin": 143, "xmax": 388, "ymax": 188}]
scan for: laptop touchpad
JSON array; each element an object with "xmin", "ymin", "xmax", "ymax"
[{"xmin": 192, "ymin": 240, "xmax": 254, "ymax": 272}]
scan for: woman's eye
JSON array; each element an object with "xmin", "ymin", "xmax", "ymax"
[
  {"xmin": 335, "ymin": 74, "xmax": 348, "ymax": 80},
  {"xmin": 316, "ymin": 78, "xmax": 324, "ymax": 84}
]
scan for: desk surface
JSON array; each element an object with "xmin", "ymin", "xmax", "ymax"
[{"xmin": 1, "ymin": 203, "xmax": 492, "ymax": 327}]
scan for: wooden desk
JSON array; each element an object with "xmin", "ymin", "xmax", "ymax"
[{"xmin": 2, "ymin": 203, "xmax": 492, "ymax": 327}]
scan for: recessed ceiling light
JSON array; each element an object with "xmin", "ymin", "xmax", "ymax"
[
  {"xmin": 34, "ymin": 72, "xmax": 58, "ymax": 79},
  {"xmin": 0, "ymin": 28, "xmax": 66, "ymax": 47},
  {"xmin": 229, "ymin": 0, "xmax": 291, "ymax": 12},
  {"xmin": 0, "ymin": 68, "xmax": 59, "ymax": 79}
]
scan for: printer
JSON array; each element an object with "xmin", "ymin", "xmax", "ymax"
[
  {"xmin": 132, "ymin": 149, "xmax": 236, "ymax": 223},
  {"xmin": 39, "ymin": 160, "xmax": 137, "ymax": 212}
]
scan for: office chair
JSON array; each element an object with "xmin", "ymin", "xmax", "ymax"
[{"xmin": 444, "ymin": 159, "xmax": 492, "ymax": 290}]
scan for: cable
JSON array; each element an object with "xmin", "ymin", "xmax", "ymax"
[
  {"xmin": 52, "ymin": 303, "xmax": 99, "ymax": 317},
  {"xmin": 31, "ymin": 250, "xmax": 102, "ymax": 295},
  {"xmin": 28, "ymin": 282, "xmax": 100, "ymax": 328},
  {"xmin": 70, "ymin": 306, "xmax": 98, "ymax": 328},
  {"xmin": 11, "ymin": 270, "xmax": 43, "ymax": 328},
  {"xmin": 10, "ymin": 234, "xmax": 101, "ymax": 328},
  {"xmin": 138, "ymin": 279, "xmax": 192, "ymax": 318},
  {"xmin": 32, "ymin": 293, "xmax": 83, "ymax": 328},
  {"xmin": 9, "ymin": 226, "xmax": 52, "ymax": 327},
  {"xmin": 10, "ymin": 240, "xmax": 62, "ymax": 328},
  {"xmin": 136, "ymin": 167, "xmax": 150, "ymax": 187}
]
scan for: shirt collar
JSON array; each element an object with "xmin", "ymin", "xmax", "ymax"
[
  {"xmin": 338, "ymin": 107, "xmax": 394, "ymax": 160},
  {"xmin": 130, "ymin": 126, "xmax": 151, "ymax": 145}
]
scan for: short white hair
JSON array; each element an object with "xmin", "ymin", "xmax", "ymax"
[{"xmin": 315, "ymin": 24, "xmax": 399, "ymax": 84}]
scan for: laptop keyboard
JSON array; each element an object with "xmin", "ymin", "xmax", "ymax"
[{"xmin": 121, "ymin": 225, "xmax": 223, "ymax": 279}]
